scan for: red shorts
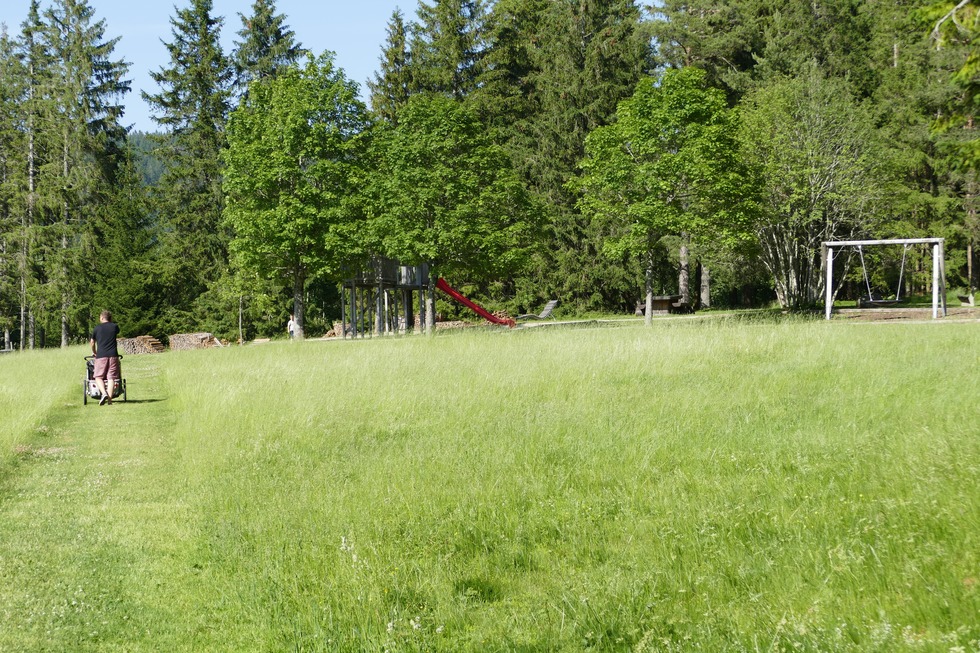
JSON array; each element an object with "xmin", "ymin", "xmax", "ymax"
[{"xmin": 93, "ymin": 356, "xmax": 121, "ymax": 380}]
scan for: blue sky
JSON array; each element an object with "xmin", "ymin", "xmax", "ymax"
[{"xmin": 0, "ymin": 0, "xmax": 409, "ymax": 132}]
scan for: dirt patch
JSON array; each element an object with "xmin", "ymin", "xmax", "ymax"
[
  {"xmin": 13, "ymin": 445, "xmax": 70, "ymax": 459},
  {"xmin": 835, "ymin": 306, "xmax": 979, "ymax": 321}
]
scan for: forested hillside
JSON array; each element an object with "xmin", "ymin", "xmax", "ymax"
[{"xmin": 0, "ymin": 0, "xmax": 977, "ymax": 347}]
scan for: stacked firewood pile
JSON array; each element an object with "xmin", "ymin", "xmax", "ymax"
[
  {"xmin": 169, "ymin": 332, "xmax": 223, "ymax": 351},
  {"xmin": 490, "ymin": 310, "xmax": 514, "ymax": 324},
  {"xmin": 118, "ymin": 336, "xmax": 166, "ymax": 354},
  {"xmin": 435, "ymin": 320, "xmax": 474, "ymax": 330}
]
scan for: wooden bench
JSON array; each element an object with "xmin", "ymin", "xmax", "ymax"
[{"xmin": 669, "ymin": 300, "xmax": 694, "ymax": 314}]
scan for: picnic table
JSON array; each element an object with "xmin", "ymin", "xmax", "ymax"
[{"xmin": 636, "ymin": 295, "xmax": 687, "ymax": 314}]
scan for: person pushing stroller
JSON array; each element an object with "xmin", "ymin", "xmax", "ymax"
[{"xmin": 89, "ymin": 310, "xmax": 121, "ymax": 406}]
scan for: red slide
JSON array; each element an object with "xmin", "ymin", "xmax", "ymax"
[{"xmin": 436, "ymin": 278, "xmax": 516, "ymax": 328}]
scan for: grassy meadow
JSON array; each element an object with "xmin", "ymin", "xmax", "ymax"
[{"xmin": 0, "ymin": 318, "xmax": 978, "ymax": 652}]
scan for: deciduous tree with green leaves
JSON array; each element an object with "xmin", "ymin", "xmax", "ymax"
[
  {"xmin": 739, "ymin": 65, "xmax": 887, "ymax": 309},
  {"xmin": 930, "ymin": 0, "xmax": 980, "ymax": 292},
  {"xmin": 223, "ymin": 53, "xmax": 369, "ymax": 339},
  {"xmin": 578, "ymin": 67, "xmax": 756, "ymax": 324},
  {"xmin": 369, "ymin": 94, "xmax": 537, "ymax": 332}
]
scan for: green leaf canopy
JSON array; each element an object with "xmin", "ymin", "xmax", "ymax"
[
  {"xmin": 223, "ymin": 52, "xmax": 369, "ymax": 285},
  {"xmin": 579, "ymin": 66, "xmax": 757, "ymax": 258},
  {"xmin": 368, "ymin": 94, "xmax": 537, "ymax": 282}
]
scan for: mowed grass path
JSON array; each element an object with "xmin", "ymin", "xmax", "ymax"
[{"xmin": 0, "ymin": 319, "xmax": 978, "ymax": 652}]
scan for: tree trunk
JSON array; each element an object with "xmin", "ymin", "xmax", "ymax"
[
  {"xmin": 700, "ymin": 263, "xmax": 711, "ymax": 309},
  {"xmin": 967, "ymin": 173, "xmax": 978, "ymax": 294},
  {"xmin": 644, "ymin": 250, "xmax": 654, "ymax": 327},
  {"xmin": 61, "ymin": 302, "xmax": 69, "ymax": 348},
  {"xmin": 21, "ymin": 108, "xmax": 35, "ymax": 352},
  {"xmin": 969, "ymin": 240, "xmax": 974, "ymax": 293},
  {"xmin": 678, "ymin": 234, "xmax": 690, "ymax": 304},
  {"xmin": 19, "ymin": 277, "xmax": 26, "ymax": 351},
  {"xmin": 292, "ymin": 271, "xmax": 305, "ymax": 339},
  {"xmin": 61, "ymin": 148, "xmax": 70, "ymax": 348},
  {"xmin": 425, "ymin": 283, "xmax": 436, "ymax": 335}
]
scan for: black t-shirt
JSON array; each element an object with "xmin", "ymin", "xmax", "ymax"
[{"xmin": 91, "ymin": 322, "xmax": 120, "ymax": 358}]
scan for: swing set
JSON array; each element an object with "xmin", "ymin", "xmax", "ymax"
[{"xmin": 822, "ymin": 238, "xmax": 948, "ymax": 319}]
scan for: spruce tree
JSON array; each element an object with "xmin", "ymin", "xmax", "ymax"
[
  {"xmin": 471, "ymin": 0, "xmax": 545, "ymax": 147},
  {"xmin": 650, "ymin": 0, "xmax": 876, "ymax": 98},
  {"xmin": 0, "ymin": 26, "xmax": 24, "ymax": 348},
  {"xmin": 523, "ymin": 0, "xmax": 649, "ymax": 311},
  {"xmin": 87, "ymin": 145, "xmax": 156, "ymax": 336},
  {"xmin": 368, "ymin": 9, "xmax": 413, "ymax": 123},
  {"xmin": 647, "ymin": 0, "xmax": 762, "ymax": 96},
  {"xmin": 231, "ymin": 0, "xmax": 305, "ymax": 96},
  {"xmin": 142, "ymin": 0, "xmax": 232, "ymax": 333},
  {"xmin": 16, "ymin": 0, "xmax": 56, "ymax": 348},
  {"xmin": 409, "ymin": 0, "xmax": 487, "ymax": 99},
  {"xmin": 890, "ymin": 1, "xmax": 977, "ymax": 294},
  {"xmin": 41, "ymin": 0, "xmax": 130, "ymax": 345}
]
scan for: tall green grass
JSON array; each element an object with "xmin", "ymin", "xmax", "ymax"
[
  {"xmin": 0, "ymin": 347, "xmax": 78, "ymax": 468},
  {"xmin": 164, "ymin": 321, "xmax": 979, "ymax": 651},
  {"xmin": 1, "ymin": 321, "xmax": 978, "ymax": 651}
]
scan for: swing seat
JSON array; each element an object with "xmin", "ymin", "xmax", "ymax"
[{"xmin": 857, "ymin": 297, "xmax": 905, "ymax": 309}]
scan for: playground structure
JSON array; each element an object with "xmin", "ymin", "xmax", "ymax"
[
  {"xmin": 823, "ymin": 238, "xmax": 947, "ymax": 319},
  {"xmin": 340, "ymin": 257, "xmax": 515, "ymax": 338}
]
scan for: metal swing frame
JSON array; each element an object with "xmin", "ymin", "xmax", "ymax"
[{"xmin": 822, "ymin": 238, "xmax": 947, "ymax": 319}]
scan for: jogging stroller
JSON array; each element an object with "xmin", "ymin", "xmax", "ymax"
[{"xmin": 83, "ymin": 355, "xmax": 127, "ymax": 405}]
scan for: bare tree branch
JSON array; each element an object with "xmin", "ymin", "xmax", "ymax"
[{"xmin": 932, "ymin": 0, "xmax": 974, "ymax": 46}]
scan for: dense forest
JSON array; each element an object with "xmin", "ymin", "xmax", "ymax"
[{"xmin": 0, "ymin": 0, "xmax": 977, "ymax": 347}]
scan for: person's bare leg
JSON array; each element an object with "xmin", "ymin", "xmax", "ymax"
[
  {"xmin": 106, "ymin": 379, "xmax": 115, "ymax": 404},
  {"xmin": 95, "ymin": 378, "xmax": 109, "ymax": 404}
]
